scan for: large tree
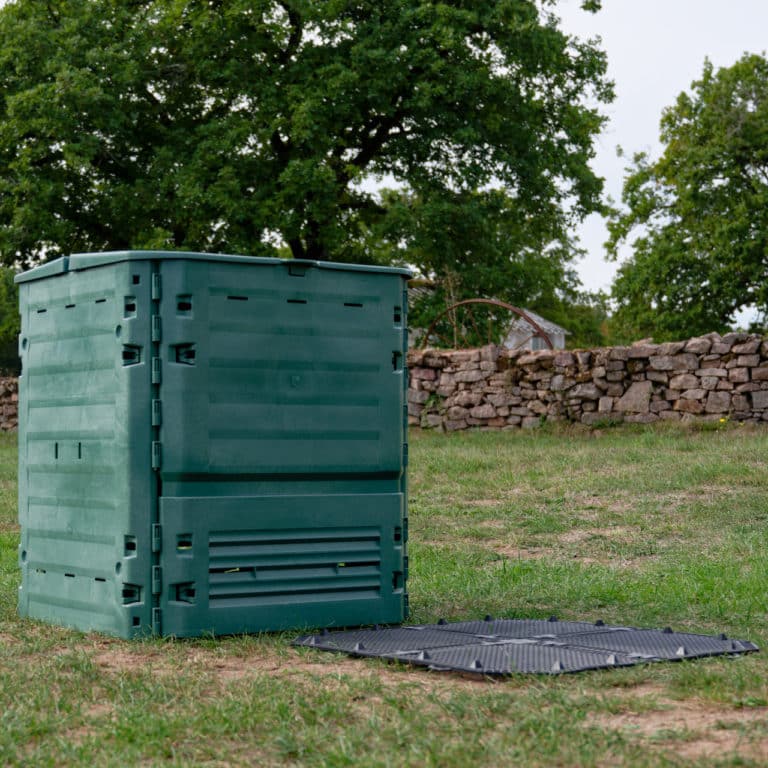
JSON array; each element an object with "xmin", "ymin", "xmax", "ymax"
[
  {"xmin": 0, "ymin": 0, "xmax": 611, "ymax": 280},
  {"xmin": 607, "ymin": 53, "xmax": 768, "ymax": 342}
]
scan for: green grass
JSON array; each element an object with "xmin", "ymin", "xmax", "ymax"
[{"xmin": 4, "ymin": 424, "xmax": 768, "ymax": 766}]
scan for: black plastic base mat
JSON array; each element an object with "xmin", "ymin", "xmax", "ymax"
[{"xmin": 293, "ymin": 617, "xmax": 759, "ymax": 675}]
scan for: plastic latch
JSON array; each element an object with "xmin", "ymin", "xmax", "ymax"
[
  {"xmin": 151, "ymin": 358, "xmax": 162, "ymax": 384},
  {"xmin": 151, "ymin": 273, "xmax": 161, "ymax": 301},
  {"xmin": 151, "ymin": 316, "xmax": 161, "ymax": 342},
  {"xmin": 152, "ymin": 607, "xmax": 162, "ymax": 636},
  {"xmin": 152, "ymin": 399, "xmax": 162, "ymax": 427},
  {"xmin": 151, "ymin": 524, "xmax": 162, "ymax": 554},
  {"xmin": 152, "ymin": 442, "xmax": 162, "ymax": 470},
  {"xmin": 152, "ymin": 565, "xmax": 162, "ymax": 595}
]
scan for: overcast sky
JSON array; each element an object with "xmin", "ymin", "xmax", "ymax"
[{"xmin": 556, "ymin": 0, "xmax": 768, "ymax": 296}]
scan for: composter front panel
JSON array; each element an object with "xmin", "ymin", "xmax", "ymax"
[{"xmin": 17, "ymin": 251, "xmax": 409, "ymax": 638}]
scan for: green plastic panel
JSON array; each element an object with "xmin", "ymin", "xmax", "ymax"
[{"xmin": 17, "ymin": 252, "xmax": 409, "ymax": 638}]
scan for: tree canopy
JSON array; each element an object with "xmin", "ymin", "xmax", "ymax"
[
  {"xmin": 0, "ymin": 0, "xmax": 611, "ymax": 324},
  {"xmin": 607, "ymin": 53, "xmax": 768, "ymax": 342}
]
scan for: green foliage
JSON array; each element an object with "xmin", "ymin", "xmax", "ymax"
[
  {"xmin": 0, "ymin": 0, "xmax": 611, "ymax": 314},
  {"xmin": 607, "ymin": 54, "xmax": 768, "ymax": 342},
  {"xmin": 0, "ymin": 269, "xmax": 18, "ymax": 374}
]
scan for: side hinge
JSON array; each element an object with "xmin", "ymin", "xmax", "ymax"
[
  {"xmin": 151, "ymin": 315, "xmax": 162, "ymax": 343},
  {"xmin": 403, "ymin": 593, "xmax": 410, "ymax": 619},
  {"xmin": 152, "ymin": 607, "xmax": 162, "ymax": 636},
  {"xmin": 152, "ymin": 399, "xmax": 162, "ymax": 427},
  {"xmin": 152, "ymin": 441, "xmax": 162, "ymax": 470},
  {"xmin": 151, "ymin": 523, "xmax": 162, "ymax": 554},
  {"xmin": 152, "ymin": 565, "xmax": 162, "ymax": 595},
  {"xmin": 151, "ymin": 273, "xmax": 162, "ymax": 301},
  {"xmin": 403, "ymin": 443, "xmax": 409, "ymax": 467},
  {"xmin": 403, "ymin": 555, "xmax": 409, "ymax": 581},
  {"xmin": 403, "ymin": 517, "xmax": 409, "ymax": 543},
  {"xmin": 151, "ymin": 357, "xmax": 162, "ymax": 384}
]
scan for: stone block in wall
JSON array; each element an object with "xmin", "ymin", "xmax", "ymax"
[
  {"xmin": 616, "ymin": 380, "xmax": 652, "ymax": 413},
  {"xmin": 408, "ymin": 402, "xmax": 424, "ymax": 417},
  {"xmin": 598, "ymin": 396, "xmax": 614, "ymax": 412},
  {"xmin": 470, "ymin": 403, "xmax": 497, "ymax": 419},
  {"xmin": 608, "ymin": 347, "xmax": 629, "ymax": 361},
  {"xmin": 454, "ymin": 369, "xmax": 486, "ymax": 383},
  {"xmin": 697, "ymin": 368, "xmax": 727, "ymax": 378},
  {"xmin": 554, "ymin": 351, "xmax": 575, "ymax": 367},
  {"xmin": 410, "ymin": 366, "xmax": 437, "ymax": 381},
  {"xmin": 658, "ymin": 410, "xmax": 682, "ymax": 420},
  {"xmin": 606, "ymin": 371, "xmax": 626, "ymax": 382},
  {"xmin": 670, "ymin": 373, "xmax": 699, "ymax": 390},
  {"xmin": 508, "ymin": 406, "xmax": 533, "ymax": 417},
  {"xmin": 705, "ymin": 391, "xmax": 731, "ymax": 413},
  {"xmin": 506, "ymin": 415, "xmax": 522, "ymax": 425},
  {"xmin": 657, "ymin": 341, "xmax": 687, "ymax": 355},
  {"xmin": 447, "ymin": 406, "xmax": 470, "ymax": 420},
  {"xmin": 736, "ymin": 355, "xmax": 760, "ymax": 367},
  {"xmin": 576, "ymin": 351, "xmax": 592, "ymax": 366},
  {"xmin": 649, "ymin": 353, "xmax": 698, "ymax": 371},
  {"xmin": 681, "ymin": 388, "xmax": 707, "ymax": 400},
  {"xmin": 674, "ymin": 399, "xmax": 704, "ymax": 414},
  {"xmin": 593, "ymin": 378, "xmax": 609, "ymax": 391},
  {"xmin": 550, "ymin": 374, "xmax": 566, "ymax": 391},
  {"xmin": 445, "ymin": 419, "xmax": 468, "ymax": 431},
  {"xmin": 606, "ymin": 360, "xmax": 626, "ymax": 371},
  {"xmin": 423, "ymin": 414, "xmax": 444, "ymax": 428},
  {"xmin": 606, "ymin": 384, "xmax": 624, "ymax": 397},
  {"xmin": 700, "ymin": 376, "xmax": 719, "ymax": 390},
  {"xmin": 646, "ymin": 370, "xmax": 669, "ymax": 383},
  {"xmin": 732, "ymin": 340, "xmax": 761, "ymax": 355},
  {"xmin": 751, "ymin": 390, "xmax": 768, "ymax": 410},
  {"xmin": 521, "ymin": 416, "xmax": 541, "ymax": 428},
  {"xmin": 685, "ymin": 337, "xmax": 712, "ymax": 354},
  {"xmin": 728, "ymin": 368, "xmax": 750, "ymax": 383},
  {"xmin": 752, "ymin": 366, "xmax": 768, "ymax": 381},
  {"xmin": 736, "ymin": 383, "xmax": 759, "ymax": 393},
  {"xmin": 650, "ymin": 400, "xmax": 673, "ymax": 413},
  {"xmin": 569, "ymin": 382, "xmax": 601, "ymax": 400},
  {"xmin": 628, "ymin": 344, "xmax": 659, "ymax": 358},
  {"xmin": 528, "ymin": 400, "xmax": 548, "ymax": 415},
  {"xmin": 451, "ymin": 390, "xmax": 483, "ymax": 407},
  {"xmin": 408, "ymin": 389, "xmax": 430, "ymax": 404},
  {"xmin": 717, "ymin": 380, "xmax": 734, "ymax": 390},
  {"xmin": 732, "ymin": 394, "xmax": 750, "ymax": 412}
]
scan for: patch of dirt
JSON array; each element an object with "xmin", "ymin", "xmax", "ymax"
[
  {"xmin": 558, "ymin": 526, "xmax": 634, "ymax": 544},
  {"xmin": 88, "ymin": 643, "xmax": 490, "ymax": 692},
  {"xmin": 491, "ymin": 545, "xmax": 547, "ymax": 560},
  {"xmin": 590, "ymin": 697, "xmax": 768, "ymax": 762}
]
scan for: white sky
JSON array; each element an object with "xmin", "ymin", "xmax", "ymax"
[{"xmin": 555, "ymin": 0, "xmax": 768, "ymax": 296}]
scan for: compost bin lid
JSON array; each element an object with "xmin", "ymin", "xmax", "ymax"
[{"xmin": 15, "ymin": 250, "xmax": 412, "ymax": 283}]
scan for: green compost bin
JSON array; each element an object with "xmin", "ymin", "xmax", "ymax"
[{"xmin": 16, "ymin": 251, "xmax": 410, "ymax": 638}]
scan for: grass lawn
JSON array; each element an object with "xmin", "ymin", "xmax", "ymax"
[{"xmin": 2, "ymin": 423, "xmax": 768, "ymax": 766}]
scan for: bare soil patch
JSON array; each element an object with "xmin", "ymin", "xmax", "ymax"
[{"xmin": 591, "ymin": 696, "xmax": 768, "ymax": 762}]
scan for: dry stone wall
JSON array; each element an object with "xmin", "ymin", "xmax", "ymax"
[
  {"xmin": 408, "ymin": 332, "xmax": 768, "ymax": 430},
  {"xmin": 0, "ymin": 377, "xmax": 17, "ymax": 431}
]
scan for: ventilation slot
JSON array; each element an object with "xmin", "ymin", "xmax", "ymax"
[
  {"xmin": 132, "ymin": 274, "xmax": 140, "ymax": 285},
  {"xmin": 227, "ymin": 295, "xmax": 248, "ymax": 302},
  {"xmin": 208, "ymin": 528, "xmax": 382, "ymax": 607},
  {"xmin": 65, "ymin": 572, "xmax": 75, "ymax": 578},
  {"xmin": 95, "ymin": 298, "xmax": 107, "ymax": 304},
  {"xmin": 392, "ymin": 351, "xmax": 403, "ymax": 371},
  {"xmin": 122, "ymin": 345, "xmax": 142, "ymax": 366},
  {"xmin": 394, "ymin": 306, "xmax": 402, "ymax": 323},
  {"xmin": 124, "ymin": 297, "xmax": 137, "ymax": 317},
  {"xmin": 345, "ymin": 302, "xmax": 363, "ymax": 308},
  {"xmin": 36, "ymin": 308, "xmax": 47, "ymax": 314},
  {"xmin": 124, "ymin": 535, "xmax": 137, "ymax": 557},
  {"xmin": 287, "ymin": 298, "xmax": 307, "ymax": 305},
  {"xmin": 172, "ymin": 343, "xmax": 196, "ymax": 365},
  {"xmin": 95, "ymin": 577, "xmax": 106, "ymax": 583},
  {"xmin": 177, "ymin": 295, "xmax": 193, "ymax": 314},
  {"xmin": 122, "ymin": 584, "xmax": 142, "ymax": 605},
  {"xmin": 65, "ymin": 304, "xmax": 76, "ymax": 309}
]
